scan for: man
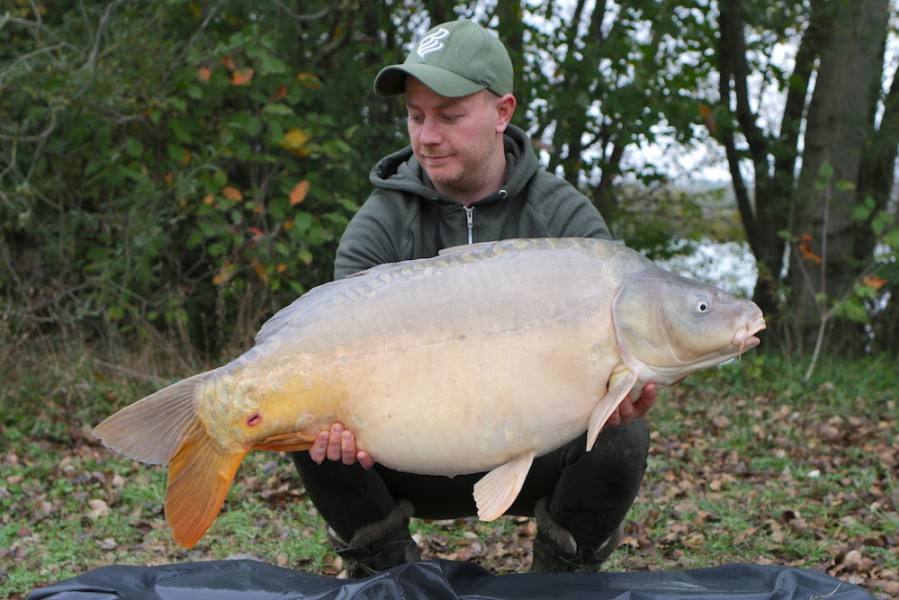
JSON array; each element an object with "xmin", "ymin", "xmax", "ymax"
[{"xmin": 292, "ymin": 19, "xmax": 655, "ymax": 577}]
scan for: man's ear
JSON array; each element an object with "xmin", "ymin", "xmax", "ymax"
[{"xmin": 495, "ymin": 93, "xmax": 516, "ymax": 132}]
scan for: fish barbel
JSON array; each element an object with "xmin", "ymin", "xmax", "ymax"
[{"xmin": 93, "ymin": 238, "xmax": 765, "ymax": 547}]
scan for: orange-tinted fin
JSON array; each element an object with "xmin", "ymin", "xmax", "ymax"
[
  {"xmin": 587, "ymin": 367, "xmax": 637, "ymax": 450},
  {"xmin": 165, "ymin": 419, "xmax": 248, "ymax": 548},
  {"xmin": 92, "ymin": 371, "xmax": 212, "ymax": 465},
  {"xmin": 253, "ymin": 430, "xmax": 317, "ymax": 452},
  {"xmin": 473, "ymin": 450, "xmax": 536, "ymax": 521}
]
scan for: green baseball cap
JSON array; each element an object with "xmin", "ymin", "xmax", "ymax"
[{"xmin": 374, "ymin": 20, "xmax": 513, "ymax": 98}]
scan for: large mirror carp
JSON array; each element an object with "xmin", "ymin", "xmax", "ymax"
[{"xmin": 94, "ymin": 238, "xmax": 765, "ymax": 548}]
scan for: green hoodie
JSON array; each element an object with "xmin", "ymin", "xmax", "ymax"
[{"xmin": 334, "ymin": 124, "xmax": 611, "ymax": 279}]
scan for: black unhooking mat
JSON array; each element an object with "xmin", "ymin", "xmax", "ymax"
[{"xmin": 27, "ymin": 559, "xmax": 875, "ymax": 600}]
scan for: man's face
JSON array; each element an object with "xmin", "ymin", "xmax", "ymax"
[{"xmin": 405, "ymin": 77, "xmax": 503, "ymax": 201}]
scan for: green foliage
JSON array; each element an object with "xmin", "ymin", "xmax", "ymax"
[
  {"xmin": 519, "ymin": 0, "xmax": 717, "ymax": 193},
  {"xmin": 4, "ymin": 0, "xmax": 894, "ymax": 362},
  {"xmin": 0, "ymin": 2, "xmax": 369, "ymax": 354},
  {"xmin": 838, "ymin": 196, "xmax": 899, "ymax": 339},
  {"xmin": 0, "ymin": 0, "xmax": 758, "ymax": 357}
]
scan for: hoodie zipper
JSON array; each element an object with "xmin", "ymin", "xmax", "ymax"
[{"xmin": 463, "ymin": 206, "xmax": 475, "ymax": 244}]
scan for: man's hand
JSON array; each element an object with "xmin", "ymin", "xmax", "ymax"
[
  {"xmin": 309, "ymin": 422, "xmax": 375, "ymax": 469},
  {"xmin": 603, "ymin": 382, "xmax": 657, "ymax": 428}
]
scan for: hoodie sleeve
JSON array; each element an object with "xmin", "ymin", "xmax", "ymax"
[
  {"xmin": 334, "ymin": 189, "xmax": 430, "ymax": 279},
  {"xmin": 334, "ymin": 196, "xmax": 397, "ymax": 280}
]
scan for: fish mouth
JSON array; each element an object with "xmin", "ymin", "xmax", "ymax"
[{"xmin": 733, "ymin": 315, "xmax": 767, "ymax": 356}]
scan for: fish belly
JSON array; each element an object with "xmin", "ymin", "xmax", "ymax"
[
  {"xmin": 252, "ymin": 239, "xmax": 629, "ymax": 476},
  {"xmin": 329, "ymin": 317, "xmax": 618, "ymax": 476}
]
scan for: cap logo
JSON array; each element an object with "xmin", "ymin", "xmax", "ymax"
[{"xmin": 416, "ymin": 28, "xmax": 449, "ymax": 58}]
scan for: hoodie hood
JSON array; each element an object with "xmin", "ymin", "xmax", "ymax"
[
  {"xmin": 368, "ymin": 124, "xmax": 540, "ymax": 206},
  {"xmin": 335, "ymin": 124, "xmax": 610, "ymax": 279}
]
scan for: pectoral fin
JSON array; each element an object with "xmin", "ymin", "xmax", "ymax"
[
  {"xmin": 473, "ymin": 450, "xmax": 536, "ymax": 521},
  {"xmin": 586, "ymin": 368, "xmax": 638, "ymax": 450},
  {"xmin": 165, "ymin": 421, "xmax": 248, "ymax": 548}
]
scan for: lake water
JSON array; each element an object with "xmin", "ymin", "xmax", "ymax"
[{"xmin": 657, "ymin": 240, "xmax": 757, "ymax": 298}]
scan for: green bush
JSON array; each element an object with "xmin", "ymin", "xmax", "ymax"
[{"xmin": 1, "ymin": 3, "xmax": 371, "ymax": 355}]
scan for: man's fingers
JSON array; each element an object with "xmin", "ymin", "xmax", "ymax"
[
  {"xmin": 632, "ymin": 383, "xmax": 658, "ymax": 419},
  {"xmin": 310, "ymin": 430, "xmax": 329, "ymax": 464},
  {"xmin": 308, "ymin": 422, "xmax": 374, "ymax": 468},
  {"xmin": 341, "ymin": 429, "xmax": 357, "ymax": 464},
  {"xmin": 325, "ymin": 423, "xmax": 344, "ymax": 461},
  {"xmin": 604, "ymin": 410, "xmax": 621, "ymax": 428},
  {"xmin": 618, "ymin": 396, "xmax": 635, "ymax": 421},
  {"xmin": 357, "ymin": 451, "xmax": 375, "ymax": 470}
]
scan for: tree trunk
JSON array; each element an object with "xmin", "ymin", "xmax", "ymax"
[
  {"xmin": 787, "ymin": 0, "xmax": 889, "ymax": 354},
  {"xmin": 856, "ymin": 24, "xmax": 899, "ymax": 355}
]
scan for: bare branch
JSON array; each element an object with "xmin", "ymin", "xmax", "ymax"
[
  {"xmin": 0, "ymin": 111, "xmax": 57, "ymax": 142},
  {"xmin": 78, "ymin": 0, "xmax": 128, "ymax": 73},
  {"xmin": 270, "ymin": 0, "xmax": 334, "ymax": 22},
  {"xmin": 0, "ymin": 42, "xmax": 70, "ymax": 85}
]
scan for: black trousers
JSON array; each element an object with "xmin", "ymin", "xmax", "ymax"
[{"xmin": 292, "ymin": 419, "xmax": 650, "ymax": 549}]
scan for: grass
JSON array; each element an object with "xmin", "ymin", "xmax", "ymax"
[{"xmin": 1, "ymin": 342, "xmax": 897, "ymax": 599}]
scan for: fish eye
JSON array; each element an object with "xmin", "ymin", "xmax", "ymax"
[{"xmin": 695, "ymin": 298, "xmax": 711, "ymax": 313}]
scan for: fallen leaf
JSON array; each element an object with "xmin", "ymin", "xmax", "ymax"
[
  {"xmin": 87, "ymin": 499, "xmax": 110, "ymax": 519},
  {"xmin": 683, "ymin": 533, "xmax": 706, "ymax": 548},
  {"xmin": 734, "ymin": 527, "xmax": 758, "ymax": 544},
  {"xmin": 96, "ymin": 537, "xmax": 117, "ymax": 550}
]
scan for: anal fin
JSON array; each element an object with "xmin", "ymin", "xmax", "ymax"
[
  {"xmin": 473, "ymin": 450, "xmax": 536, "ymax": 521},
  {"xmin": 165, "ymin": 421, "xmax": 248, "ymax": 548},
  {"xmin": 586, "ymin": 368, "xmax": 638, "ymax": 450}
]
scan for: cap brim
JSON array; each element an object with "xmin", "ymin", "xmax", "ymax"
[{"xmin": 374, "ymin": 64, "xmax": 486, "ymax": 98}]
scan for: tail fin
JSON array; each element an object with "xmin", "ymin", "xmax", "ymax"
[
  {"xmin": 166, "ymin": 420, "xmax": 248, "ymax": 548},
  {"xmin": 93, "ymin": 371, "xmax": 246, "ymax": 548},
  {"xmin": 92, "ymin": 372, "xmax": 210, "ymax": 465}
]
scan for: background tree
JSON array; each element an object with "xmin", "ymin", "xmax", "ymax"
[
  {"xmin": 713, "ymin": 0, "xmax": 899, "ymax": 360},
  {"xmin": 2, "ymin": 0, "xmax": 897, "ymax": 366}
]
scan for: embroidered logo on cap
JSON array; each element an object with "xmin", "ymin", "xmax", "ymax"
[{"xmin": 417, "ymin": 28, "xmax": 449, "ymax": 58}]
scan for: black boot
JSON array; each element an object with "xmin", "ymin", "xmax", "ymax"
[
  {"xmin": 531, "ymin": 496, "xmax": 623, "ymax": 572},
  {"xmin": 529, "ymin": 419, "xmax": 648, "ymax": 572},
  {"xmin": 330, "ymin": 499, "xmax": 421, "ymax": 579}
]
